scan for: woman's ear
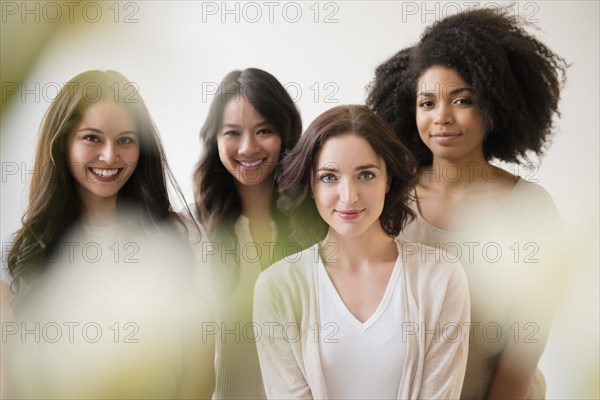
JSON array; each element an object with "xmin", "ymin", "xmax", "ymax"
[{"xmin": 386, "ymin": 177, "xmax": 391, "ymax": 193}]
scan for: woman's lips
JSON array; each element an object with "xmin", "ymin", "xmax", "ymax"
[
  {"xmin": 336, "ymin": 209, "xmax": 364, "ymax": 220},
  {"xmin": 431, "ymin": 132, "xmax": 462, "ymax": 145},
  {"xmin": 88, "ymin": 167, "xmax": 123, "ymax": 182},
  {"xmin": 237, "ymin": 159, "xmax": 265, "ymax": 170}
]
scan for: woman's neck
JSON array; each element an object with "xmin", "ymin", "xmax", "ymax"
[
  {"xmin": 236, "ymin": 178, "xmax": 277, "ymax": 268},
  {"xmin": 322, "ymin": 224, "xmax": 397, "ymax": 270},
  {"xmin": 237, "ymin": 178, "xmax": 274, "ymax": 222},
  {"xmin": 421, "ymin": 155, "xmax": 491, "ymax": 191},
  {"xmin": 416, "ymin": 156, "xmax": 519, "ymax": 231},
  {"xmin": 79, "ymin": 192, "xmax": 119, "ymax": 227}
]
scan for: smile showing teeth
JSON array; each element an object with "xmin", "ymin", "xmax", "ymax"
[
  {"xmin": 239, "ymin": 159, "xmax": 263, "ymax": 168},
  {"xmin": 91, "ymin": 168, "xmax": 119, "ymax": 177}
]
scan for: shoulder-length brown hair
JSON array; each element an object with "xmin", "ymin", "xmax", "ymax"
[{"xmin": 277, "ymin": 105, "xmax": 418, "ymax": 248}]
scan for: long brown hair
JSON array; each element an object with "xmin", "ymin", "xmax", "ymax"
[{"xmin": 7, "ymin": 70, "xmax": 189, "ymax": 294}]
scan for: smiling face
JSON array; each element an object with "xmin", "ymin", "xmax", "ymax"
[
  {"xmin": 415, "ymin": 66, "xmax": 487, "ymax": 164},
  {"xmin": 312, "ymin": 133, "xmax": 389, "ymax": 240},
  {"xmin": 217, "ymin": 97, "xmax": 282, "ymax": 189},
  {"xmin": 67, "ymin": 102, "xmax": 140, "ymax": 212}
]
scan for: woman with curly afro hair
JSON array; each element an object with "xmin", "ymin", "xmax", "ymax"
[{"xmin": 367, "ymin": 8, "xmax": 567, "ymax": 400}]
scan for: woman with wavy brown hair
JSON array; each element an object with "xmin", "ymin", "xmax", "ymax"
[
  {"xmin": 1, "ymin": 70, "xmax": 213, "ymax": 399},
  {"xmin": 254, "ymin": 105, "xmax": 470, "ymax": 399},
  {"xmin": 192, "ymin": 67, "xmax": 302, "ymax": 399}
]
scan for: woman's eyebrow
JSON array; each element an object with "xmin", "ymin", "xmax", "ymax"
[
  {"xmin": 448, "ymin": 87, "xmax": 473, "ymax": 96},
  {"xmin": 416, "ymin": 91, "xmax": 435, "ymax": 97},
  {"xmin": 75, "ymin": 127, "xmax": 137, "ymax": 135},
  {"xmin": 316, "ymin": 165, "xmax": 338, "ymax": 172},
  {"xmin": 221, "ymin": 121, "xmax": 270, "ymax": 129},
  {"xmin": 253, "ymin": 120, "xmax": 270, "ymax": 128},
  {"xmin": 316, "ymin": 164, "xmax": 381, "ymax": 172},
  {"xmin": 75, "ymin": 127, "xmax": 104, "ymax": 134},
  {"xmin": 116, "ymin": 130, "xmax": 138, "ymax": 136},
  {"xmin": 417, "ymin": 86, "xmax": 473, "ymax": 97},
  {"xmin": 355, "ymin": 164, "xmax": 380, "ymax": 171}
]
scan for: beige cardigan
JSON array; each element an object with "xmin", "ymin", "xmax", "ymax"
[{"xmin": 254, "ymin": 240, "xmax": 470, "ymax": 399}]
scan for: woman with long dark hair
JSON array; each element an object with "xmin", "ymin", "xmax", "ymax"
[{"xmin": 192, "ymin": 67, "xmax": 302, "ymax": 399}]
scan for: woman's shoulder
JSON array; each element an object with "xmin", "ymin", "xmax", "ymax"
[
  {"xmin": 257, "ymin": 244, "xmax": 319, "ymax": 287},
  {"xmin": 395, "ymin": 239, "xmax": 467, "ymax": 286},
  {"xmin": 511, "ymin": 176, "xmax": 555, "ymax": 202},
  {"xmin": 508, "ymin": 177, "xmax": 561, "ymax": 224},
  {"xmin": 254, "ymin": 244, "xmax": 319, "ymax": 318}
]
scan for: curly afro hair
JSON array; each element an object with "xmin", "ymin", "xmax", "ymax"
[{"xmin": 367, "ymin": 8, "xmax": 568, "ymax": 167}]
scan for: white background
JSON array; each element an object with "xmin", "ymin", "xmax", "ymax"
[{"xmin": 1, "ymin": 1, "xmax": 598, "ymax": 397}]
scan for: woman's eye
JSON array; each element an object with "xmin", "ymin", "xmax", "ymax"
[
  {"xmin": 257, "ymin": 128, "xmax": 273, "ymax": 135},
  {"xmin": 118, "ymin": 137, "xmax": 136, "ymax": 145},
  {"xmin": 223, "ymin": 130, "xmax": 240, "ymax": 136},
  {"xmin": 320, "ymin": 173, "xmax": 337, "ymax": 183},
  {"xmin": 418, "ymin": 100, "xmax": 434, "ymax": 108},
  {"xmin": 358, "ymin": 171, "xmax": 375, "ymax": 181},
  {"xmin": 83, "ymin": 135, "xmax": 100, "ymax": 142},
  {"xmin": 454, "ymin": 97, "xmax": 473, "ymax": 106}
]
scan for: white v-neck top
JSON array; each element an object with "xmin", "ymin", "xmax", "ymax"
[
  {"xmin": 254, "ymin": 241, "xmax": 470, "ymax": 399},
  {"xmin": 317, "ymin": 257, "xmax": 406, "ymax": 399}
]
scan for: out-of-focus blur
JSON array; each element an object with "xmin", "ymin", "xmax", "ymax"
[
  {"xmin": 2, "ymin": 220, "xmax": 212, "ymax": 399},
  {"xmin": 1, "ymin": 1, "xmax": 598, "ymax": 398}
]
